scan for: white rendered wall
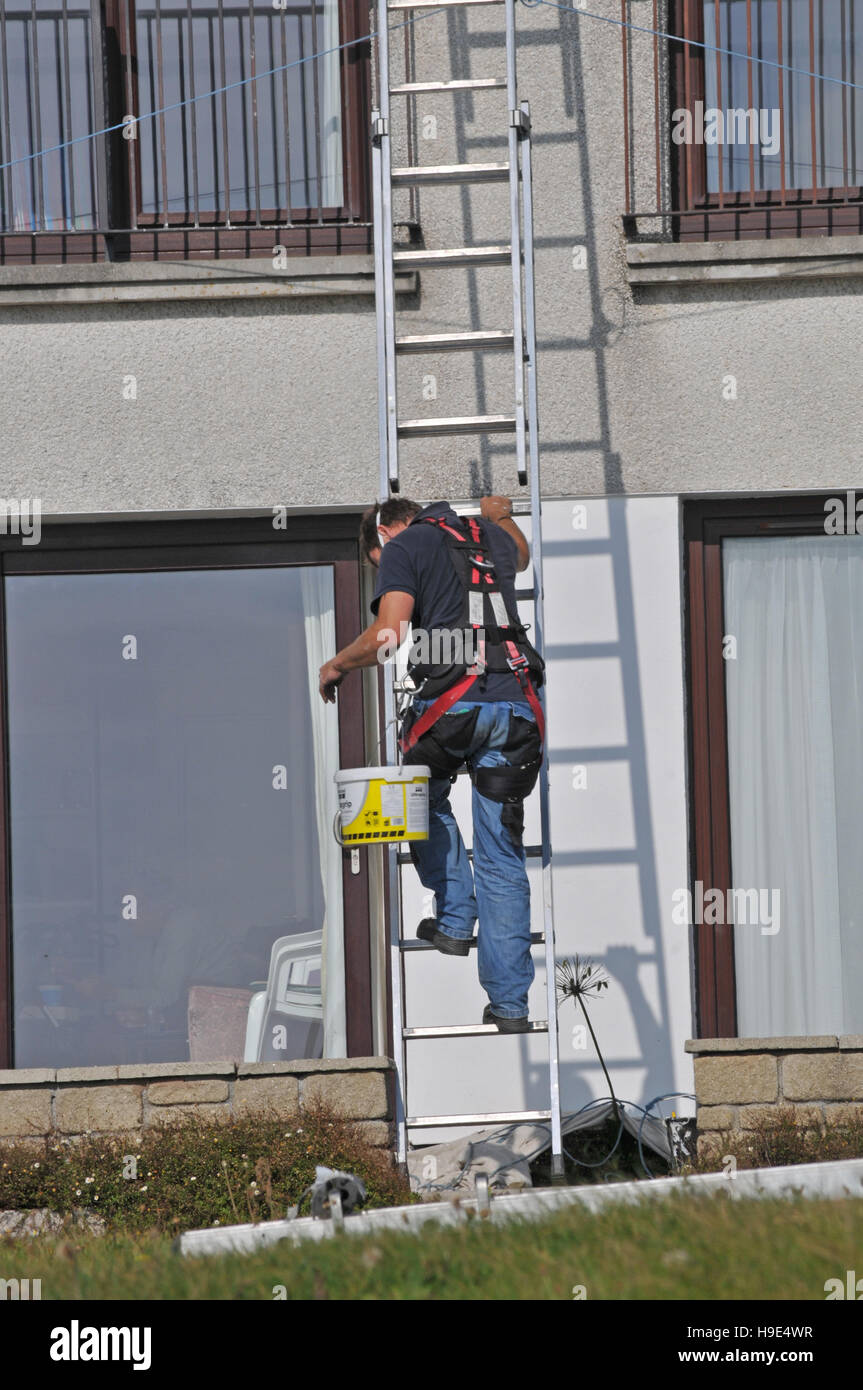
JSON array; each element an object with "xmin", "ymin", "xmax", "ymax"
[{"xmin": 397, "ymin": 496, "xmax": 693, "ymax": 1143}]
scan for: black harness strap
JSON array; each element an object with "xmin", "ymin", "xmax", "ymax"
[{"xmin": 398, "ymin": 513, "xmax": 545, "ymax": 756}]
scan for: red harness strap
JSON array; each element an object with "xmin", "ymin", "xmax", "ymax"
[
  {"xmin": 399, "ymin": 672, "xmax": 479, "ymax": 755},
  {"xmin": 399, "ymin": 513, "xmax": 545, "ymax": 756},
  {"xmin": 504, "ymin": 641, "xmax": 546, "ymax": 743},
  {"xmin": 399, "ymin": 656, "xmax": 545, "ymax": 755}
]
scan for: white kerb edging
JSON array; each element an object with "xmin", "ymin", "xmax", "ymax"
[{"xmin": 176, "ymin": 1157, "xmax": 863, "ymax": 1257}]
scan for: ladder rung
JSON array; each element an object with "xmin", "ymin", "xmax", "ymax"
[
  {"xmin": 407, "ymin": 1110, "xmax": 552, "ymax": 1128},
  {"xmin": 398, "ymin": 414, "xmax": 518, "ymax": 438},
  {"xmin": 393, "ymin": 245, "xmax": 511, "ymax": 269},
  {"xmin": 390, "ymin": 78, "xmax": 507, "ymax": 95},
  {"xmin": 400, "ymin": 932, "xmax": 546, "ymax": 951},
  {"xmin": 404, "ymin": 1021, "xmax": 549, "ymax": 1038},
  {"xmin": 392, "ymin": 162, "xmax": 509, "ymax": 186},
  {"xmin": 396, "ymin": 330, "xmax": 515, "ymax": 354},
  {"xmin": 454, "ymin": 500, "xmax": 533, "ymax": 517},
  {"xmin": 399, "ymin": 844, "xmax": 543, "ymax": 863},
  {"xmin": 389, "ymin": 0, "xmax": 503, "ymax": 7}
]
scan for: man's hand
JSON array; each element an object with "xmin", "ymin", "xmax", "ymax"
[
  {"xmin": 480, "ymin": 495, "xmax": 530, "ymax": 572},
  {"xmin": 480, "ymin": 494, "xmax": 514, "ymax": 523},
  {"xmin": 319, "ymin": 659, "xmax": 345, "ymax": 704}
]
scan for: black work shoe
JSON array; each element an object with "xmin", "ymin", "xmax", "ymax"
[
  {"xmin": 483, "ymin": 1004, "xmax": 531, "ymax": 1033},
  {"xmin": 416, "ymin": 918, "xmax": 472, "ymax": 957}
]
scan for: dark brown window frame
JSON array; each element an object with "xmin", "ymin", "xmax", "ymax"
[
  {"xmin": 0, "ymin": 0, "xmax": 372, "ymax": 266},
  {"xmin": 0, "ymin": 510, "xmax": 373, "ymax": 1068},
  {"xmin": 685, "ymin": 492, "xmax": 842, "ymax": 1036},
  {"xmin": 670, "ymin": 0, "xmax": 863, "ymax": 242}
]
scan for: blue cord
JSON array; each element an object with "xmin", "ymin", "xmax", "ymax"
[{"xmin": 412, "ymin": 1091, "xmax": 696, "ymax": 1195}]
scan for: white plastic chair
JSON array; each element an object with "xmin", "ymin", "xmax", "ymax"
[{"xmin": 243, "ymin": 930, "xmax": 323, "ymax": 1062}]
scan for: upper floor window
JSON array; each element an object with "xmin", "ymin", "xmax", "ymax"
[
  {"xmin": 623, "ymin": 0, "xmax": 863, "ymax": 241},
  {"xmin": 0, "ymin": 0, "xmax": 371, "ymax": 263}
]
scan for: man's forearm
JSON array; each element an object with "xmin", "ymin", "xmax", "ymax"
[
  {"xmin": 332, "ymin": 625, "xmax": 397, "ymax": 678},
  {"xmin": 320, "ymin": 590, "xmax": 415, "ymax": 702},
  {"xmin": 479, "ymin": 495, "xmax": 530, "ymax": 572},
  {"xmin": 494, "ymin": 516, "xmax": 530, "ymax": 572}
]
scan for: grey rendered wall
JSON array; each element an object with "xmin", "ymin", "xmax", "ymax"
[{"xmin": 2, "ymin": 3, "xmax": 863, "ymax": 514}]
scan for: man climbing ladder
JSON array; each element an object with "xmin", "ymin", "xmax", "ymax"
[{"xmin": 318, "ymin": 494, "xmax": 545, "ymax": 1030}]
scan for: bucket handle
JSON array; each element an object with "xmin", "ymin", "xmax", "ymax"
[{"xmin": 333, "ymin": 811, "xmax": 347, "ymax": 847}]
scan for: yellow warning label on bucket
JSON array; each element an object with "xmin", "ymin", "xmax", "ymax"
[
  {"xmin": 379, "ymin": 783, "xmax": 405, "ymax": 826},
  {"xmin": 335, "ymin": 767, "xmax": 430, "ymax": 844}
]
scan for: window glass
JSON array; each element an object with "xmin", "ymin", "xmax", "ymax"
[
  {"xmin": 703, "ymin": 1, "xmax": 863, "ymax": 193},
  {"xmin": 7, "ymin": 565, "xmax": 341, "ymax": 1067},
  {"xmin": 0, "ymin": 0, "xmax": 97, "ymax": 232},
  {"xmin": 135, "ymin": 0, "xmax": 344, "ymax": 215}
]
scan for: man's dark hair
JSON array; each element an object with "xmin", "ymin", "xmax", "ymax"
[{"xmin": 359, "ymin": 498, "xmax": 421, "ymax": 564}]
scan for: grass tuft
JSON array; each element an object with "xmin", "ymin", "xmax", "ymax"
[{"xmin": 1, "ymin": 1189, "xmax": 860, "ymax": 1300}]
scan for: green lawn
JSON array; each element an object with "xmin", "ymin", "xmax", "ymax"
[{"xmin": 3, "ymin": 1190, "xmax": 861, "ymax": 1300}]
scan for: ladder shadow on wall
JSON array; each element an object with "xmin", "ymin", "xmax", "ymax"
[{"xmin": 436, "ymin": 7, "xmax": 674, "ymax": 1112}]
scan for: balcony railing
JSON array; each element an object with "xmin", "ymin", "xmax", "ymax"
[
  {"xmin": 0, "ymin": 0, "xmax": 371, "ymax": 261},
  {"xmin": 622, "ymin": 0, "xmax": 863, "ymax": 240}
]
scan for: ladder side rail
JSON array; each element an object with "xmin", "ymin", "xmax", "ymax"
[
  {"xmin": 372, "ymin": 116, "xmax": 390, "ymax": 482},
  {"xmin": 376, "ymin": 3, "xmax": 407, "ymax": 1158},
  {"xmin": 505, "ymin": 0, "xmax": 527, "ymax": 486},
  {"xmin": 377, "ymin": 0, "xmax": 400, "ymax": 491},
  {"xmin": 384, "ymin": 680, "xmax": 409, "ymax": 1168},
  {"xmin": 520, "ymin": 100, "xmax": 563, "ymax": 1175}
]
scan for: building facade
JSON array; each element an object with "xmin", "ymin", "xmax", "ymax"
[{"xmin": 0, "ymin": 1, "xmax": 861, "ymax": 1141}]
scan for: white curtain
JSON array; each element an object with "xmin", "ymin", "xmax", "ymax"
[
  {"xmin": 321, "ymin": 0, "xmax": 344, "ymax": 207},
  {"xmin": 723, "ymin": 537, "xmax": 863, "ymax": 1036},
  {"xmin": 301, "ymin": 567, "xmax": 346, "ymax": 1057}
]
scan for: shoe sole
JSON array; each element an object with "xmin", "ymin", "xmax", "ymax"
[
  {"xmin": 416, "ymin": 922, "xmax": 471, "ymax": 957},
  {"xmin": 483, "ymin": 1007, "xmax": 531, "ymax": 1034}
]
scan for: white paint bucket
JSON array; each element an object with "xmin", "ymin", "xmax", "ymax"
[{"xmin": 334, "ymin": 765, "xmax": 430, "ymax": 844}]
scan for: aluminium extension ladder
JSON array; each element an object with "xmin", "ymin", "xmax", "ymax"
[{"xmin": 371, "ymin": 0, "xmax": 564, "ymax": 1177}]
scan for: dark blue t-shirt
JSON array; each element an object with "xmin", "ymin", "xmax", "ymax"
[{"xmin": 371, "ymin": 501, "xmax": 525, "ymax": 702}]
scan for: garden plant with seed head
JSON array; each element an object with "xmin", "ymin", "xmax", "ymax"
[{"xmin": 555, "ymin": 957, "xmax": 620, "ymax": 1126}]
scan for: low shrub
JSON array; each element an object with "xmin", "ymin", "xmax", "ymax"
[
  {"xmin": 0, "ymin": 1100, "xmax": 414, "ymax": 1235},
  {"xmin": 686, "ymin": 1104, "xmax": 863, "ymax": 1174}
]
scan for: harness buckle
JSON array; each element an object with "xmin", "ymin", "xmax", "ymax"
[{"xmin": 506, "ymin": 653, "xmax": 529, "ymax": 672}]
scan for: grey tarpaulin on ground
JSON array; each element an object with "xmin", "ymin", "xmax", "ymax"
[{"xmin": 406, "ymin": 1101, "xmax": 674, "ymax": 1198}]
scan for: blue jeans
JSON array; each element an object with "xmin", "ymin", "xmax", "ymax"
[{"xmin": 408, "ymin": 699, "xmax": 536, "ymax": 1019}]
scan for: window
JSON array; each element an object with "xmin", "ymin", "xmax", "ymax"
[
  {"xmin": 0, "ymin": 0, "xmax": 371, "ymax": 264},
  {"xmin": 686, "ymin": 496, "xmax": 863, "ymax": 1037},
  {"xmin": 0, "ymin": 515, "xmax": 373, "ymax": 1068},
  {"xmin": 672, "ymin": 1, "xmax": 863, "ymax": 239}
]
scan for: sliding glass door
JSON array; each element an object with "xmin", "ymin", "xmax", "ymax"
[{"xmin": 6, "ymin": 563, "xmax": 345, "ymax": 1068}]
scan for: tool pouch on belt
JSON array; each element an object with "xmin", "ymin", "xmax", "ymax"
[
  {"xmin": 400, "ymin": 704, "xmax": 481, "ymax": 780},
  {"xmin": 469, "ymin": 709, "xmax": 543, "ymax": 844}
]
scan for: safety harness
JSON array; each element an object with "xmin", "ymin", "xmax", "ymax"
[{"xmin": 398, "ymin": 512, "xmax": 545, "ymax": 758}]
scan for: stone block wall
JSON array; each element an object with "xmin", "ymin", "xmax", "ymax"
[
  {"xmin": 686, "ymin": 1036, "xmax": 863, "ymax": 1157},
  {"xmin": 0, "ymin": 1058, "xmax": 394, "ymax": 1152}
]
